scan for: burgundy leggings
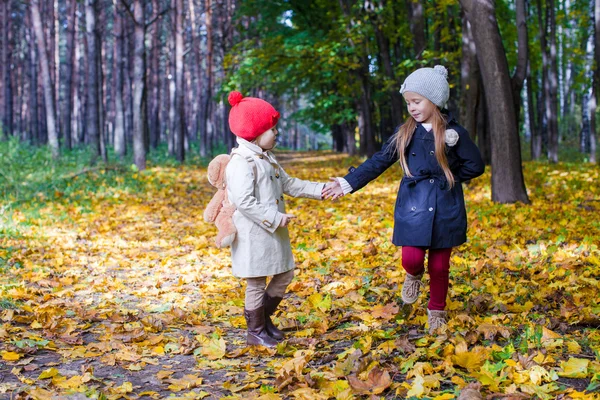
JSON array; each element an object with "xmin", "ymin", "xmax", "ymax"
[{"xmin": 402, "ymin": 246, "xmax": 453, "ymax": 310}]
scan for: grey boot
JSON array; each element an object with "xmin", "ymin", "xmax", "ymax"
[
  {"xmin": 427, "ymin": 309, "xmax": 448, "ymax": 334},
  {"xmin": 263, "ymin": 293, "xmax": 284, "ymax": 341},
  {"xmin": 244, "ymin": 307, "xmax": 278, "ymax": 347},
  {"xmin": 401, "ymin": 272, "xmax": 424, "ymax": 304}
]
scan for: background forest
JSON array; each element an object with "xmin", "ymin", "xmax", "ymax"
[{"xmin": 0, "ymin": 0, "xmax": 598, "ymax": 169}]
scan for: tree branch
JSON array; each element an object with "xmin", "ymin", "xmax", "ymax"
[{"xmin": 146, "ymin": 7, "xmax": 171, "ymax": 28}]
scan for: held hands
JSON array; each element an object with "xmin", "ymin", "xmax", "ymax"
[
  {"xmin": 322, "ymin": 178, "xmax": 344, "ymax": 200},
  {"xmin": 279, "ymin": 213, "xmax": 296, "ymax": 227}
]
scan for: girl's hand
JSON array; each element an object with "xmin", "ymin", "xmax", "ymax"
[
  {"xmin": 322, "ymin": 178, "xmax": 344, "ymax": 200},
  {"xmin": 279, "ymin": 214, "xmax": 296, "ymax": 227}
]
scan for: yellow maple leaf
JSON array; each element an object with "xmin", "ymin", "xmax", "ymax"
[
  {"xmin": 558, "ymin": 358, "xmax": 589, "ymax": 378},
  {"xmin": 1, "ymin": 352, "xmax": 20, "ymax": 361}
]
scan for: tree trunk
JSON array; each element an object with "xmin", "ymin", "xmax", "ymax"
[
  {"xmin": 527, "ymin": 70, "xmax": 541, "ymax": 159},
  {"xmin": 149, "ymin": 0, "xmax": 161, "ymax": 149},
  {"xmin": 511, "ymin": 0, "xmax": 528, "ymax": 123},
  {"xmin": 113, "ymin": 0, "xmax": 126, "ymax": 158},
  {"xmin": 31, "ymin": 0, "xmax": 59, "ymax": 158},
  {"xmin": 61, "ymin": 0, "xmax": 76, "ymax": 150},
  {"xmin": 460, "ymin": 0, "xmax": 529, "ymax": 203},
  {"xmin": 546, "ymin": 0, "xmax": 559, "ymax": 162},
  {"xmin": 27, "ymin": 11, "xmax": 39, "ymax": 144},
  {"xmin": 84, "ymin": 0, "xmax": 101, "ymax": 163},
  {"xmin": 460, "ymin": 14, "xmax": 480, "ymax": 143},
  {"xmin": 132, "ymin": 0, "xmax": 147, "ymax": 170},
  {"xmin": 373, "ymin": 23, "xmax": 403, "ymax": 128},
  {"xmin": 407, "ymin": 0, "xmax": 426, "ymax": 56},
  {"xmin": 593, "ymin": 0, "xmax": 600, "ymax": 163},
  {"xmin": 174, "ymin": 0, "xmax": 185, "ymax": 162},
  {"xmin": 202, "ymin": 0, "xmax": 214, "ymax": 157},
  {"xmin": 2, "ymin": 0, "xmax": 12, "ymax": 138}
]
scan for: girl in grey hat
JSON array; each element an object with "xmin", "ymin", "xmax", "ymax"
[{"xmin": 323, "ymin": 65, "xmax": 485, "ymax": 334}]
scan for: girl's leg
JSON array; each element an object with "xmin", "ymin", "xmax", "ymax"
[
  {"xmin": 245, "ymin": 277, "xmax": 267, "ymax": 310},
  {"xmin": 401, "ymin": 246, "xmax": 427, "ymax": 304},
  {"xmin": 402, "ymin": 246, "xmax": 427, "ymax": 276},
  {"xmin": 426, "ymin": 247, "xmax": 452, "ymax": 311},
  {"xmin": 266, "ymin": 269, "xmax": 294, "ymax": 297},
  {"xmin": 263, "ymin": 269, "xmax": 294, "ymax": 340},
  {"xmin": 244, "ymin": 277, "xmax": 278, "ymax": 347}
]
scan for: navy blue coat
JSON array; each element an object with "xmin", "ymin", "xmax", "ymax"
[{"xmin": 344, "ymin": 119, "xmax": 484, "ymax": 249}]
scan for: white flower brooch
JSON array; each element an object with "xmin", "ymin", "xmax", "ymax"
[{"xmin": 445, "ymin": 129, "xmax": 459, "ymax": 147}]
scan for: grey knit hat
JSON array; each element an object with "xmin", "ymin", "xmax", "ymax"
[{"xmin": 399, "ymin": 65, "xmax": 450, "ymax": 108}]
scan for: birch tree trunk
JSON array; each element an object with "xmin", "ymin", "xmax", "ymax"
[
  {"xmin": 31, "ymin": 0, "xmax": 59, "ymax": 158},
  {"xmin": 132, "ymin": 0, "xmax": 147, "ymax": 170},
  {"xmin": 113, "ymin": 0, "xmax": 126, "ymax": 158},
  {"xmin": 546, "ymin": 0, "xmax": 559, "ymax": 162},
  {"xmin": 174, "ymin": 0, "xmax": 185, "ymax": 162}
]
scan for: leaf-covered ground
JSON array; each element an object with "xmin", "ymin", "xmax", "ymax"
[{"xmin": 1, "ymin": 152, "xmax": 599, "ymax": 399}]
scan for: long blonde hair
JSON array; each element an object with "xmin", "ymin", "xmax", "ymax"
[{"xmin": 393, "ymin": 106, "xmax": 455, "ymax": 188}]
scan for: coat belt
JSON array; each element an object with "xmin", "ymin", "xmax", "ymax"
[{"xmin": 406, "ymin": 169, "xmax": 448, "ymax": 190}]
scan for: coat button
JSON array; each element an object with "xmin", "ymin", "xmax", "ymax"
[
  {"xmin": 411, "ymin": 206, "xmax": 416, "ymax": 211},
  {"xmin": 429, "ymin": 207, "xmax": 434, "ymax": 211},
  {"xmin": 276, "ymin": 199, "xmax": 279, "ymax": 204},
  {"xmin": 280, "ymin": 195, "xmax": 284, "ymax": 200},
  {"xmin": 430, "ymin": 179, "xmax": 434, "ymax": 183},
  {"xmin": 258, "ymin": 155, "xmax": 264, "ymax": 159},
  {"xmin": 412, "ymin": 152, "xmax": 416, "ymax": 156},
  {"xmin": 430, "ymin": 150, "xmax": 434, "ymax": 155},
  {"xmin": 275, "ymin": 174, "xmax": 279, "ymax": 178}
]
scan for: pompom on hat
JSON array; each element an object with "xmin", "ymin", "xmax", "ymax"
[
  {"xmin": 228, "ymin": 91, "xmax": 280, "ymax": 141},
  {"xmin": 399, "ymin": 65, "xmax": 450, "ymax": 108}
]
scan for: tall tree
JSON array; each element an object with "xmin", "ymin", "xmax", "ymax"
[
  {"xmin": 546, "ymin": 0, "xmax": 559, "ymax": 162},
  {"xmin": 592, "ymin": 0, "xmax": 599, "ymax": 163},
  {"xmin": 2, "ymin": 0, "xmax": 12, "ymax": 138},
  {"xmin": 31, "ymin": 0, "xmax": 59, "ymax": 158},
  {"xmin": 132, "ymin": 0, "xmax": 147, "ymax": 170},
  {"xmin": 113, "ymin": 0, "xmax": 126, "ymax": 158},
  {"xmin": 460, "ymin": 0, "xmax": 529, "ymax": 203},
  {"xmin": 85, "ymin": 0, "xmax": 101, "ymax": 163},
  {"xmin": 174, "ymin": 0, "xmax": 185, "ymax": 161},
  {"xmin": 61, "ymin": 0, "xmax": 77, "ymax": 150}
]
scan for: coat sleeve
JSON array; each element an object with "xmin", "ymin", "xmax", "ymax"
[
  {"xmin": 279, "ymin": 167, "xmax": 324, "ymax": 200},
  {"xmin": 226, "ymin": 157, "xmax": 282, "ymax": 233},
  {"xmin": 453, "ymin": 127, "xmax": 485, "ymax": 182},
  {"xmin": 343, "ymin": 135, "xmax": 399, "ymax": 193}
]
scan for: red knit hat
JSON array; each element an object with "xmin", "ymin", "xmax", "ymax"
[{"xmin": 228, "ymin": 91, "xmax": 280, "ymax": 141}]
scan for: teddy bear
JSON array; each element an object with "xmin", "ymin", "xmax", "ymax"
[{"xmin": 203, "ymin": 154, "xmax": 237, "ymax": 248}]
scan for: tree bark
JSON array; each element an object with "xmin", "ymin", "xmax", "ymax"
[
  {"xmin": 61, "ymin": 0, "xmax": 77, "ymax": 150},
  {"xmin": 84, "ymin": 0, "xmax": 101, "ymax": 163},
  {"xmin": 546, "ymin": 0, "xmax": 559, "ymax": 162},
  {"xmin": 132, "ymin": 0, "xmax": 147, "ymax": 170},
  {"xmin": 174, "ymin": 0, "xmax": 185, "ymax": 162},
  {"xmin": 407, "ymin": 0, "xmax": 426, "ymax": 56},
  {"xmin": 527, "ymin": 70, "xmax": 541, "ymax": 159},
  {"xmin": 113, "ymin": 0, "xmax": 126, "ymax": 158},
  {"xmin": 460, "ymin": 14, "xmax": 480, "ymax": 144},
  {"xmin": 149, "ymin": 0, "xmax": 161, "ymax": 149},
  {"xmin": 511, "ymin": 0, "xmax": 528, "ymax": 122},
  {"xmin": 460, "ymin": 0, "xmax": 529, "ymax": 203},
  {"xmin": 26, "ymin": 11, "xmax": 39, "ymax": 144},
  {"xmin": 593, "ymin": 0, "xmax": 600, "ymax": 163},
  {"xmin": 201, "ymin": 0, "xmax": 214, "ymax": 157},
  {"xmin": 2, "ymin": 0, "xmax": 12, "ymax": 138},
  {"xmin": 31, "ymin": 0, "xmax": 59, "ymax": 158}
]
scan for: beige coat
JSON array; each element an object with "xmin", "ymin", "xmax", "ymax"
[{"xmin": 226, "ymin": 138, "xmax": 324, "ymax": 278}]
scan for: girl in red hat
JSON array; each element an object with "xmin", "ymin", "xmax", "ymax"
[{"xmin": 225, "ymin": 91, "xmax": 326, "ymax": 347}]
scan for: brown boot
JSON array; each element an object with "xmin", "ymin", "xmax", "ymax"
[
  {"xmin": 263, "ymin": 293, "xmax": 284, "ymax": 341},
  {"xmin": 244, "ymin": 307, "xmax": 278, "ymax": 347}
]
